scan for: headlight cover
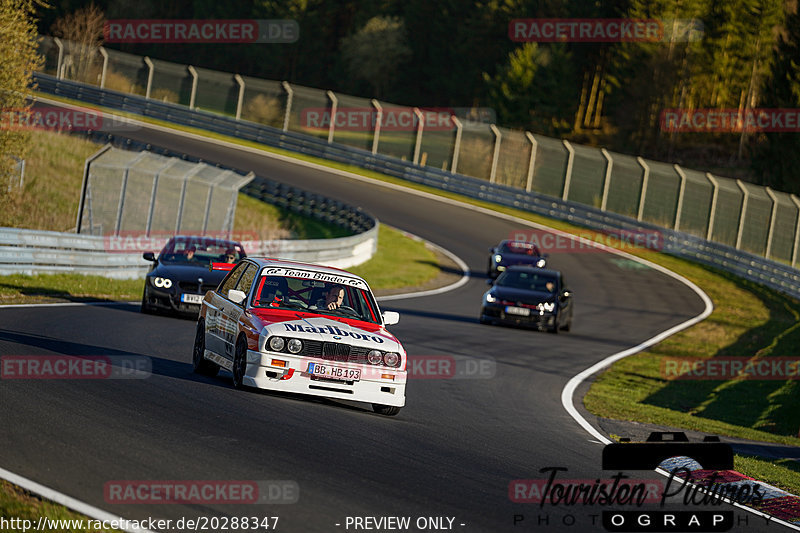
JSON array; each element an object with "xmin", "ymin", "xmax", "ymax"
[
  {"xmin": 383, "ymin": 352, "xmax": 400, "ymax": 367},
  {"xmin": 287, "ymin": 338, "xmax": 303, "ymax": 354},
  {"xmin": 269, "ymin": 336, "xmax": 285, "ymax": 351},
  {"xmin": 152, "ymin": 277, "xmax": 172, "ymax": 288},
  {"xmin": 367, "ymin": 350, "xmax": 383, "ymax": 365}
]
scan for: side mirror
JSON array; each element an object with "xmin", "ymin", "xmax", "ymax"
[
  {"xmin": 228, "ymin": 289, "xmax": 247, "ymax": 304},
  {"xmin": 143, "ymin": 252, "xmax": 156, "ymax": 262},
  {"xmin": 382, "ymin": 311, "xmax": 400, "ymax": 325}
]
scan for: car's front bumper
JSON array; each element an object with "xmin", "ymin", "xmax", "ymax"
[
  {"xmin": 144, "ymin": 286, "xmax": 204, "ymax": 314},
  {"xmin": 481, "ymin": 304, "xmax": 557, "ymax": 329},
  {"xmin": 239, "ymin": 349, "xmax": 407, "ymax": 407}
]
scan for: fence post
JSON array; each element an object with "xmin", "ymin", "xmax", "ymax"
[
  {"xmin": 562, "ymin": 139, "xmax": 575, "ymax": 201},
  {"xmin": 673, "ymin": 164, "xmax": 687, "ymax": 231},
  {"xmin": 371, "ymin": 99, "xmax": 382, "ymax": 155},
  {"xmin": 76, "ymin": 144, "xmax": 112, "ymax": 234},
  {"xmin": 735, "ymin": 179, "xmax": 749, "ymax": 250},
  {"xmin": 764, "ymin": 187, "xmax": 779, "ymax": 259},
  {"xmin": 144, "ymin": 57, "xmax": 154, "ymax": 99},
  {"xmin": 525, "ymin": 132, "xmax": 537, "ymax": 192},
  {"xmin": 637, "ymin": 157, "xmax": 650, "ymax": 222},
  {"xmin": 705, "ymin": 172, "xmax": 719, "ymax": 241},
  {"xmin": 54, "ymin": 37, "xmax": 64, "ymax": 79},
  {"xmin": 98, "ymin": 47, "xmax": 109, "ymax": 88},
  {"xmin": 413, "ymin": 108, "xmax": 424, "ymax": 165},
  {"xmin": 281, "ymin": 81, "xmax": 293, "ymax": 132},
  {"xmin": 187, "ymin": 66, "xmax": 198, "ymax": 110},
  {"xmin": 451, "ymin": 116, "xmax": 462, "ymax": 174},
  {"xmin": 600, "ymin": 148, "xmax": 613, "ymax": 211},
  {"xmin": 489, "ymin": 125, "xmax": 502, "ymax": 184},
  {"xmin": 234, "ymin": 74, "xmax": 245, "ymax": 120},
  {"xmin": 791, "ymin": 194, "xmax": 800, "ymax": 268},
  {"xmin": 326, "ymin": 90, "xmax": 338, "ymax": 144}
]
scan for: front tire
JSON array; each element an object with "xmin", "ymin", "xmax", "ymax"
[
  {"xmin": 192, "ymin": 320, "xmax": 219, "ymax": 377},
  {"xmin": 140, "ymin": 290, "xmax": 155, "ymax": 314},
  {"xmin": 232, "ymin": 337, "xmax": 248, "ymax": 389},
  {"xmin": 372, "ymin": 404, "xmax": 402, "ymax": 416}
]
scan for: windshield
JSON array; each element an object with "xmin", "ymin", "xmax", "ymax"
[
  {"xmin": 252, "ymin": 275, "xmax": 380, "ymax": 324},
  {"xmin": 499, "ymin": 241, "xmax": 541, "ymax": 256},
  {"xmin": 496, "ymin": 270, "xmax": 557, "ymax": 293},
  {"xmin": 158, "ymin": 237, "xmax": 244, "ymax": 266}
]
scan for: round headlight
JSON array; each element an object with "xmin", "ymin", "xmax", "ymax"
[
  {"xmin": 367, "ymin": 350, "xmax": 383, "ymax": 365},
  {"xmin": 383, "ymin": 352, "xmax": 400, "ymax": 367},
  {"xmin": 269, "ymin": 337, "xmax": 285, "ymax": 351},
  {"xmin": 493, "ymin": 254, "xmax": 502, "ymax": 263},
  {"xmin": 152, "ymin": 277, "xmax": 172, "ymax": 288},
  {"xmin": 287, "ymin": 338, "xmax": 303, "ymax": 354}
]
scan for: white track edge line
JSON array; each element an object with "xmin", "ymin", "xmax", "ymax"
[{"xmin": 0, "ymin": 466, "xmax": 157, "ymax": 533}]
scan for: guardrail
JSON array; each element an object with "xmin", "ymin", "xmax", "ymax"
[
  {"xmin": 33, "ymin": 73, "xmax": 800, "ymax": 299},
  {"xmin": 0, "ymin": 224, "xmax": 378, "ymax": 279}
]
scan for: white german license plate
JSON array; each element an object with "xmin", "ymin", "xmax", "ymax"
[
  {"xmin": 308, "ymin": 362, "xmax": 361, "ymax": 381},
  {"xmin": 181, "ymin": 294, "xmax": 204, "ymax": 304},
  {"xmin": 505, "ymin": 305, "xmax": 530, "ymax": 316}
]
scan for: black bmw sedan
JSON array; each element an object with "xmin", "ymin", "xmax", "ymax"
[
  {"xmin": 141, "ymin": 235, "xmax": 246, "ymax": 315},
  {"xmin": 480, "ymin": 266, "xmax": 573, "ymax": 333}
]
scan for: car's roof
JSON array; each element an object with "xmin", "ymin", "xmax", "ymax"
[
  {"xmin": 244, "ymin": 257, "xmax": 368, "ymax": 283},
  {"xmin": 499, "ymin": 239, "xmax": 540, "ymax": 249}
]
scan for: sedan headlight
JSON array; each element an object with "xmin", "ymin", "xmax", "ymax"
[
  {"xmin": 383, "ymin": 352, "xmax": 400, "ymax": 367},
  {"xmin": 367, "ymin": 350, "xmax": 383, "ymax": 365},
  {"xmin": 536, "ymin": 258, "xmax": 546, "ymax": 267},
  {"xmin": 485, "ymin": 293, "xmax": 497, "ymax": 303},
  {"xmin": 152, "ymin": 277, "xmax": 172, "ymax": 288},
  {"xmin": 287, "ymin": 338, "xmax": 303, "ymax": 354},
  {"xmin": 269, "ymin": 337, "xmax": 285, "ymax": 351}
]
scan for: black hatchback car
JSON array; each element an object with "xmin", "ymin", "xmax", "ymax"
[
  {"xmin": 480, "ymin": 266, "xmax": 573, "ymax": 333},
  {"xmin": 141, "ymin": 235, "xmax": 246, "ymax": 315},
  {"xmin": 487, "ymin": 240, "xmax": 548, "ymax": 278}
]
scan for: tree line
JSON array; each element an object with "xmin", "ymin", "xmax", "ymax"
[{"xmin": 34, "ymin": 0, "xmax": 800, "ymax": 194}]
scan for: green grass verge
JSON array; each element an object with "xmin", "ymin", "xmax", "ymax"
[
  {"xmin": 0, "ymin": 480, "xmax": 116, "ymax": 532},
  {"xmin": 349, "ymin": 225, "xmax": 439, "ymax": 290},
  {"xmin": 34, "ymin": 91, "xmax": 800, "ymax": 496}
]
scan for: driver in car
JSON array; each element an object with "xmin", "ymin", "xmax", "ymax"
[{"xmin": 319, "ymin": 285, "xmax": 344, "ymax": 310}]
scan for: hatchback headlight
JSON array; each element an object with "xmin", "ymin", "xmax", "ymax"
[
  {"xmin": 152, "ymin": 277, "xmax": 172, "ymax": 288},
  {"xmin": 485, "ymin": 293, "xmax": 497, "ymax": 303},
  {"xmin": 493, "ymin": 254, "xmax": 502, "ymax": 263},
  {"xmin": 538, "ymin": 302, "xmax": 556, "ymax": 312},
  {"xmin": 536, "ymin": 258, "xmax": 546, "ymax": 267}
]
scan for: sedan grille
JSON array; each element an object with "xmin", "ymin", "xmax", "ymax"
[{"xmin": 294, "ymin": 340, "xmax": 371, "ymax": 364}]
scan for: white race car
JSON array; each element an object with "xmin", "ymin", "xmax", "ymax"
[{"xmin": 192, "ymin": 258, "xmax": 407, "ymax": 415}]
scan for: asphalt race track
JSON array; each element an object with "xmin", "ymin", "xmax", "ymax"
[{"xmin": 0, "ymin": 107, "xmax": 778, "ymax": 532}]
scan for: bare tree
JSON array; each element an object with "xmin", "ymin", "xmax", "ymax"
[{"xmin": 51, "ymin": 3, "xmax": 105, "ymax": 84}]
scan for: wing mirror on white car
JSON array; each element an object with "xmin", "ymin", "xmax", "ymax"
[
  {"xmin": 382, "ymin": 311, "xmax": 400, "ymax": 325},
  {"xmin": 228, "ymin": 289, "xmax": 247, "ymax": 304}
]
